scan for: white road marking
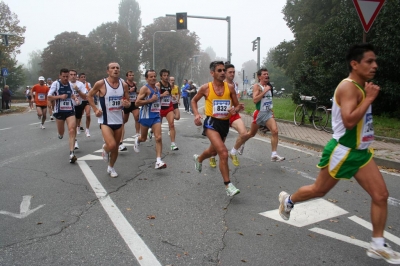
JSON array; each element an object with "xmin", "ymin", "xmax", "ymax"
[
  {"xmin": 309, "ymin": 228, "xmax": 369, "ymax": 249},
  {"xmin": 388, "ymin": 197, "xmax": 400, "ymax": 207},
  {"xmin": 348, "ymin": 216, "xmax": 400, "ymax": 246},
  {"xmin": 0, "ymin": 127, "xmax": 11, "ymax": 131},
  {"xmin": 259, "ymin": 199, "xmax": 348, "ymax": 227},
  {"xmin": 0, "ymin": 195, "xmax": 44, "ymax": 219},
  {"xmin": 380, "ymin": 170, "xmax": 400, "ymax": 177},
  {"xmin": 29, "ymin": 122, "xmax": 41, "ymax": 125},
  {"xmin": 77, "ymin": 161, "xmax": 161, "ymax": 266},
  {"xmin": 77, "ymin": 154, "xmax": 104, "ymax": 161}
]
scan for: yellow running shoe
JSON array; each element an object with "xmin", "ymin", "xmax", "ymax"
[
  {"xmin": 229, "ymin": 153, "xmax": 240, "ymax": 166},
  {"xmin": 209, "ymin": 157, "xmax": 217, "ymax": 168}
]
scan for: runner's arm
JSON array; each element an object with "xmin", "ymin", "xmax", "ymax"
[
  {"xmin": 87, "ymin": 80, "xmax": 104, "ymax": 113},
  {"xmin": 135, "ymin": 86, "xmax": 156, "ymax": 107}
]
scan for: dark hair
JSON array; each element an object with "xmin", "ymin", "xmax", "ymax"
[
  {"xmin": 78, "ymin": 73, "xmax": 85, "ymax": 77},
  {"xmin": 346, "ymin": 43, "xmax": 375, "ymax": 72},
  {"xmin": 257, "ymin": 68, "xmax": 268, "ymax": 77},
  {"xmin": 159, "ymin": 69, "xmax": 170, "ymax": 77},
  {"xmin": 145, "ymin": 69, "xmax": 156, "ymax": 78},
  {"xmin": 209, "ymin": 61, "xmax": 224, "ymax": 71},
  {"xmin": 126, "ymin": 71, "xmax": 134, "ymax": 77},
  {"xmin": 69, "ymin": 69, "xmax": 77, "ymax": 75},
  {"xmin": 59, "ymin": 68, "xmax": 69, "ymax": 75},
  {"xmin": 225, "ymin": 62, "xmax": 235, "ymax": 70}
]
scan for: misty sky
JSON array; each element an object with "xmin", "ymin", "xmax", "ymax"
[{"xmin": 7, "ymin": 0, "xmax": 294, "ymax": 75}]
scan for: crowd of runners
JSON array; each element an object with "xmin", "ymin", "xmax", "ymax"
[{"xmin": 24, "ymin": 43, "xmax": 400, "ymax": 264}]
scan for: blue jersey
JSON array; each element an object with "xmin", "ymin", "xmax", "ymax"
[
  {"xmin": 49, "ymin": 81, "xmax": 74, "ymax": 113},
  {"xmin": 139, "ymin": 84, "xmax": 161, "ymax": 120}
]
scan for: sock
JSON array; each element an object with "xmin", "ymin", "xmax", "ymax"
[
  {"xmin": 371, "ymin": 237, "xmax": 385, "ymax": 248},
  {"xmin": 272, "ymin": 151, "xmax": 277, "ymax": 157},
  {"xmin": 210, "ymin": 156, "xmax": 215, "ymax": 159},
  {"xmin": 171, "ymin": 142, "xmax": 176, "ymax": 146},
  {"xmin": 70, "ymin": 151, "xmax": 74, "ymax": 155},
  {"xmin": 231, "ymin": 148, "xmax": 237, "ymax": 155},
  {"xmin": 108, "ymin": 165, "xmax": 113, "ymax": 171},
  {"xmin": 157, "ymin": 157, "xmax": 162, "ymax": 163},
  {"xmin": 224, "ymin": 181, "xmax": 231, "ymax": 186}
]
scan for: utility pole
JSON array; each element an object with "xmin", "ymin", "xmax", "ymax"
[{"xmin": 251, "ymin": 37, "xmax": 261, "ymax": 70}]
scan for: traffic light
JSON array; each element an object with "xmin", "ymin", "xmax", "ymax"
[
  {"xmin": 176, "ymin": 12, "xmax": 187, "ymax": 30},
  {"xmin": 252, "ymin": 40, "xmax": 257, "ymax": 51}
]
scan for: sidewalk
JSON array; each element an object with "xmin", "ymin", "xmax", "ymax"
[{"xmin": 240, "ymin": 114, "xmax": 400, "ymax": 171}]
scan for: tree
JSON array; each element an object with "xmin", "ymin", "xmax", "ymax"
[
  {"xmin": 190, "ymin": 52, "xmax": 212, "ymax": 85},
  {"xmin": 240, "ymin": 60, "xmax": 257, "ymax": 83},
  {"xmin": 204, "ymin": 47, "xmax": 216, "ymax": 61},
  {"xmin": 26, "ymin": 49, "xmax": 43, "ymax": 84},
  {"xmin": 118, "ymin": 0, "xmax": 141, "ymax": 76},
  {"xmin": 140, "ymin": 17, "xmax": 200, "ymax": 85},
  {"xmin": 263, "ymin": 48, "xmax": 293, "ymax": 93}
]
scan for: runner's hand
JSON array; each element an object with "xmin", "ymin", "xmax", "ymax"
[
  {"xmin": 122, "ymin": 98, "xmax": 130, "ymax": 107},
  {"xmin": 150, "ymin": 94, "xmax": 158, "ymax": 103},
  {"xmin": 94, "ymin": 109, "xmax": 103, "ymax": 117},
  {"xmin": 60, "ymin": 94, "xmax": 68, "ymax": 100},
  {"xmin": 364, "ymin": 82, "xmax": 380, "ymax": 102},
  {"xmin": 194, "ymin": 114, "xmax": 203, "ymax": 126}
]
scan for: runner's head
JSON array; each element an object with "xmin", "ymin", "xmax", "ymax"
[
  {"xmin": 78, "ymin": 73, "xmax": 86, "ymax": 83},
  {"xmin": 169, "ymin": 76, "xmax": 175, "ymax": 86},
  {"xmin": 59, "ymin": 68, "xmax": 69, "ymax": 84},
  {"xmin": 145, "ymin": 69, "xmax": 157, "ymax": 86},
  {"xmin": 257, "ymin": 68, "xmax": 269, "ymax": 84},
  {"xmin": 225, "ymin": 62, "xmax": 235, "ymax": 83},
  {"xmin": 346, "ymin": 43, "xmax": 377, "ymax": 80},
  {"xmin": 210, "ymin": 61, "xmax": 225, "ymax": 82},
  {"xmin": 38, "ymin": 76, "xmax": 45, "ymax": 85},
  {"xmin": 107, "ymin": 62, "xmax": 120, "ymax": 78},
  {"xmin": 47, "ymin": 78, "xmax": 52, "ymax": 86},
  {"xmin": 126, "ymin": 71, "xmax": 134, "ymax": 82},
  {"xmin": 159, "ymin": 69, "xmax": 170, "ymax": 83},
  {"xmin": 69, "ymin": 69, "xmax": 78, "ymax": 83}
]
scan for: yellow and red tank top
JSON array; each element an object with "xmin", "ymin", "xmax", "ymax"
[{"xmin": 205, "ymin": 82, "xmax": 231, "ymax": 120}]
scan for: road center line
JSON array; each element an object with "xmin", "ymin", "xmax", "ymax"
[
  {"xmin": 0, "ymin": 127, "xmax": 11, "ymax": 131},
  {"xmin": 309, "ymin": 227, "xmax": 369, "ymax": 249},
  {"xmin": 77, "ymin": 161, "xmax": 161, "ymax": 266}
]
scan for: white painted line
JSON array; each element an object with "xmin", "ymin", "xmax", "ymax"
[
  {"xmin": 0, "ymin": 127, "xmax": 11, "ymax": 131},
  {"xmin": 124, "ymin": 138, "xmax": 136, "ymax": 142},
  {"xmin": 77, "ymin": 161, "xmax": 161, "ymax": 266},
  {"xmin": 388, "ymin": 197, "xmax": 400, "ymax": 207},
  {"xmin": 29, "ymin": 122, "xmax": 41, "ymax": 125},
  {"xmin": 348, "ymin": 215, "xmax": 400, "ymax": 246},
  {"xmin": 77, "ymin": 154, "xmax": 104, "ymax": 161},
  {"xmin": 380, "ymin": 170, "xmax": 400, "ymax": 177},
  {"xmin": 259, "ymin": 199, "xmax": 348, "ymax": 227},
  {"xmin": 309, "ymin": 227, "xmax": 369, "ymax": 249}
]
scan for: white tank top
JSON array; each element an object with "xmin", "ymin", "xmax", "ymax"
[{"xmin": 98, "ymin": 78, "xmax": 124, "ymax": 125}]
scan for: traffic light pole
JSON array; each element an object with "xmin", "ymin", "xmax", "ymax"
[{"xmin": 166, "ymin": 14, "xmax": 231, "ymax": 62}]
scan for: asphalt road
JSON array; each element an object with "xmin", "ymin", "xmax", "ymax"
[{"xmin": 0, "ymin": 105, "xmax": 399, "ymax": 266}]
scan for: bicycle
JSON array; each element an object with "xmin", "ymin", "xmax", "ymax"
[
  {"xmin": 294, "ymin": 95, "xmax": 329, "ymax": 130},
  {"xmin": 322, "ymin": 98, "xmax": 333, "ymax": 133}
]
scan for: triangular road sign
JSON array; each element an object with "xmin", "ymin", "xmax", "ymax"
[{"xmin": 353, "ymin": 0, "xmax": 385, "ymax": 33}]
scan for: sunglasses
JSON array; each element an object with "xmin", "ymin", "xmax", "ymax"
[{"xmin": 216, "ymin": 69, "xmax": 226, "ymax": 73}]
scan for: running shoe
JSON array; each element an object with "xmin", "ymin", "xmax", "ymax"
[
  {"xmin": 209, "ymin": 157, "xmax": 217, "ymax": 168},
  {"xmin": 193, "ymin": 154, "xmax": 202, "ymax": 173},
  {"xmin": 80, "ymin": 126, "xmax": 84, "ymax": 132},
  {"xmin": 148, "ymin": 130, "xmax": 153, "ymax": 140},
  {"xmin": 367, "ymin": 243, "xmax": 400, "ymax": 264},
  {"xmin": 271, "ymin": 154, "xmax": 285, "ymax": 162},
  {"xmin": 168, "ymin": 130, "xmax": 170, "ymax": 136},
  {"xmin": 119, "ymin": 144, "xmax": 127, "ymax": 151},
  {"xmin": 58, "ymin": 134, "xmax": 63, "ymax": 139},
  {"xmin": 155, "ymin": 161, "xmax": 167, "ymax": 169},
  {"xmin": 107, "ymin": 167, "xmax": 118, "ymax": 178},
  {"xmin": 69, "ymin": 153, "xmax": 77, "ymax": 164},
  {"xmin": 85, "ymin": 129, "xmax": 90, "ymax": 137},
  {"xmin": 226, "ymin": 183, "xmax": 240, "ymax": 197},
  {"xmin": 278, "ymin": 191, "xmax": 293, "ymax": 221},
  {"xmin": 237, "ymin": 144, "xmax": 245, "ymax": 155},
  {"xmin": 102, "ymin": 144, "xmax": 109, "ymax": 162},
  {"xmin": 171, "ymin": 144, "xmax": 179, "ymax": 151},
  {"xmin": 74, "ymin": 140, "xmax": 79, "ymax": 150},
  {"xmin": 40, "ymin": 124, "xmax": 45, "ymax": 129},
  {"xmin": 76, "ymin": 127, "xmax": 81, "ymax": 135},
  {"xmin": 133, "ymin": 137, "xmax": 140, "ymax": 153},
  {"xmin": 50, "ymin": 116, "xmax": 54, "ymax": 121},
  {"xmin": 229, "ymin": 153, "xmax": 240, "ymax": 166}
]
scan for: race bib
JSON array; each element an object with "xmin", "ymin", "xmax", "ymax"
[
  {"xmin": 150, "ymin": 100, "xmax": 161, "ymax": 112},
  {"xmin": 129, "ymin": 92, "xmax": 137, "ymax": 102},
  {"xmin": 38, "ymin": 93, "xmax": 46, "ymax": 101},
  {"xmin": 361, "ymin": 112, "xmax": 374, "ymax": 143},
  {"xmin": 212, "ymin": 99, "xmax": 231, "ymax": 118},
  {"xmin": 60, "ymin": 100, "xmax": 72, "ymax": 111},
  {"xmin": 261, "ymin": 97, "xmax": 273, "ymax": 111},
  {"xmin": 161, "ymin": 96, "xmax": 171, "ymax": 106},
  {"xmin": 171, "ymin": 95, "xmax": 178, "ymax": 104},
  {"xmin": 108, "ymin": 96, "xmax": 122, "ymax": 111}
]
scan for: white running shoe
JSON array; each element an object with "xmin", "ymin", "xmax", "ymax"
[
  {"xmin": 102, "ymin": 144, "xmax": 109, "ymax": 162},
  {"xmin": 40, "ymin": 124, "xmax": 45, "ymax": 129},
  {"xmin": 226, "ymin": 183, "xmax": 240, "ymax": 197},
  {"xmin": 171, "ymin": 144, "xmax": 179, "ymax": 151},
  {"xmin": 107, "ymin": 167, "xmax": 118, "ymax": 178},
  {"xmin": 50, "ymin": 116, "xmax": 54, "ymax": 121},
  {"xmin": 74, "ymin": 140, "xmax": 79, "ymax": 150},
  {"xmin": 367, "ymin": 243, "xmax": 400, "ymax": 264},
  {"xmin": 76, "ymin": 127, "xmax": 81, "ymax": 135},
  {"xmin": 271, "ymin": 154, "xmax": 285, "ymax": 162},
  {"xmin": 119, "ymin": 144, "xmax": 127, "ymax": 151},
  {"xmin": 69, "ymin": 153, "xmax": 77, "ymax": 163},
  {"xmin": 278, "ymin": 191, "xmax": 293, "ymax": 220},
  {"xmin": 133, "ymin": 137, "xmax": 140, "ymax": 153},
  {"xmin": 155, "ymin": 161, "xmax": 167, "ymax": 169},
  {"xmin": 237, "ymin": 144, "xmax": 245, "ymax": 155},
  {"xmin": 85, "ymin": 129, "xmax": 90, "ymax": 137}
]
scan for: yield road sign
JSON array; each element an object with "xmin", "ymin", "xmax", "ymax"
[
  {"xmin": 1, "ymin": 67, "xmax": 8, "ymax": 77},
  {"xmin": 352, "ymin": 0, "xmax": 385, "ymax": 33}
]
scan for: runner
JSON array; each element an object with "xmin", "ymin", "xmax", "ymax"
[
  {"xmin": 87, "ymin": 62, "xmax": 130, "ymax": 177},
  {"xmin": 209, "ymin": 62, "xmax": 248, "ymax": 168},
  {"xmin": 247, "ymin": 68, "xmax": 285, "ymax": 162},
  {"xmin": 69, "ymin": 69, "xmax": 87, "ymax": 150},
  {"xmin": 46, "ymin": 78, "xmax": 55, "ymax": 121},
  {"xmin": 157, "ymin": 69, "xmax": 179, "ymax": 151},
  {"xmin": 78, "ymin": 73, "xmax": 92, "ymax": 137},
  {"xmin": 119, "ymin": 70, "xmax": 140, "ymax": 151},
  {"xmin": 169, "ymin": 76, "xmax": 181, "ymax": 121},
  {"xmin": 26, "ymin": 86, "xmax": 33, "ymax": 109},
  {"xmin": 47, "ymin": 68, "xmax": 85, "ymax": 163},
  {"xmin": 133, "ymin": 69, "xmax": 167, "ymax": 169},
  {"xmin": 30, "ymin": 76, "xmax": 50, "ymax": 129},
  {"xmin": 278, "ymin": 43, "xmax": 400, "ymax": 264},
  {"xmin": 191, "ymin": 61, "xmax": 244, "ymax": 197}
]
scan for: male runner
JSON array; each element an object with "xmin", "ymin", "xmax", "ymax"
[
  {"xmin": 133, "ymin": 69, "xmax": 167, "ymax": 169},
  {"xmin": 247, "ymin": 68, "xmax": 285, "ymax": 162},
  {"xmin": 119, "ymin": 70, "xmax": 140, "ymax": 151},
  {"xmin": 209, "ymin": 62, "xmax": 249, "ymax": 168},
  {"xmin": 46, "ymin": 78, "xmax": 55, "ymax": 121},
  {"xmin": 169, "ymin": 76, "xmax": 181, "ymax": 120},
  {"xmin": 48, "ymin": 69, "xmax": 85, "ymax": 163},
  {"xmin": 30, "ymin": 76, "xmax": 50, "ymax": 129},
  {"xmin": 157, "ymin": 69, "xmax": 179, "ymax": 151},
  {"xmin": 87, "ymin": 62, "xmax": 130, "ymax": 178},
  {"xmin": 278, "ymin": 43, "xmax": 400, "ymax": 264},
  {"xmin": 69, "ymin": 70, "xmax": 86, "ymax": 150},
  {"xmin": 191, "ymin": 61, "xmax": 244, "ymax": 197},
  {"xmin": 78, "ymin": 73, "xmax": 92, "ymax": 137}
]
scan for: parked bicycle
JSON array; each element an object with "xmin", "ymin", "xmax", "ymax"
[
  {"xmin": 294, "ymin": 95, "xmax": 329, "ymax": 130},
  {"xmin": 322, "ymin": 98, "xmax": 333, "ymax": 133}
]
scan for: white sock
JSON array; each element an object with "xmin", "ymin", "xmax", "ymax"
[
  {"xmin": 171, "ymin": 142, "xmax": 176, "ymax": 146},
  {"xmin": 231, "ymin": 148, "xmax": 237, "ymax": 155},
  {"xmin": 371, "ymin": 237, "xmax": 385, "ymax": 248},
  {"xmin": 108, "ymin": 166, "xmax": 113, "ymax": 171},
  {"xmin": 157, "ymin": 157, "xmax": 162, "ymax": 163},
  {"xmin": 210, "ymin": 156, "xmax": 215, "ymax": 159},
  {"xmin": 272, "ymin": 151, "xmax": 277, "ymax": 157}
]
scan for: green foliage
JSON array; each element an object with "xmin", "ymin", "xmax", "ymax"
[{"xmin": 263, "ymin": 48, "xmax": 293, "ymax": 93}]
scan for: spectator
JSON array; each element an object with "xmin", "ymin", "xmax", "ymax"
[
  {"xmin": 2, "ymin": 85, "xmax": 11, "ymax": 109},
  {"xmin": 181, "ymin": 79, "xmax": 190, "ymax": 113},
  {"xmin": 187, "ymin": 80, "xmax": 197, "ymax": 114}
]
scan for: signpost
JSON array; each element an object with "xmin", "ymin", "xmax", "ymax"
[{"xmin": 352, "ymin": 0, "xmax": 385, "ymax": 41}]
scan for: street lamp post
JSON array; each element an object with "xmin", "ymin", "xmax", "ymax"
[{"xmin": 153, "ymin": 30, "xmax": 176, "ymax": 70}]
